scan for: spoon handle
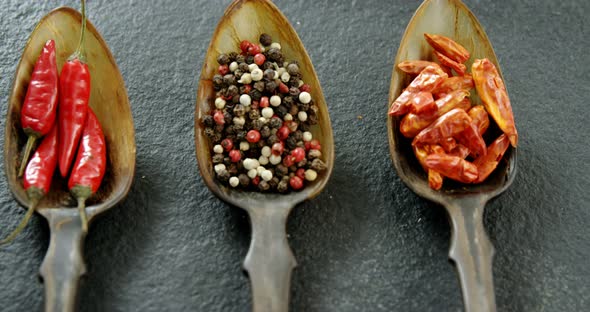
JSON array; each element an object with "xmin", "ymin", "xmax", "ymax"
[
  {"xmin": 39, "ymin": 212, "xmax": 86, "ymax": 312},
  {"xmin": 243, "ymin": 204, "xmax": 297, "ymax": 312},
  {"xmin": 446, "ymin": 197, "xmax": 496, "ymax": 312}
]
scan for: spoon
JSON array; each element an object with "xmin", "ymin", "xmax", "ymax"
[
  {"xmin": 4, "ymin": 7, "xmax": 136, "ymax": 312},
  {"xmin": 387, "ymin": 0, "xmax": 517, "ymax": 311},
  {"xmin": 195, "ymin": 0, "xmax": 334, "ymax": 311}
]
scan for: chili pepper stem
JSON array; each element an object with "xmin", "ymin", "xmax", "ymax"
[
  {"xmin": 18, "ymin": 135, "xmax": 38, "ymax": 177},
  {"xmin": 70, "ymin": 0, "xmax": 87, "ymax": 62},
  {"xmin": 0, "ymin": 189, "xmax": 42, "ymax": 245},
  {"xmin": 77, "ymin": 197, "xmax": 89, "ymax": 233}
]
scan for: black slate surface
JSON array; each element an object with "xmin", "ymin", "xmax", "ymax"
[{"xmin": 1, "ymin": 0, "xmax": 589, "ymax": 311}]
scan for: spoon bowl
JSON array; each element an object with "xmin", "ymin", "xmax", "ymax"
[
  {"xmin": 387, "ymin": 1, "xmax": 517, "ymax": 311},
  {"xmin": 4, "ymin": 7, "xmax": 135, "ymax": 312},
  {"xmin": 195, "ymin": 0, "xmax": 334, "ymax": 311}
]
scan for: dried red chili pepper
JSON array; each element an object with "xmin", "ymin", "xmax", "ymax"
[
  {"xmin": 414, "ymin": 145, "xmax": 444, "ymax": 190},
  {"xmin": 412, "ymin": 108, "xmax": 472, "ymax": 146},
  {"xmin": 400, "ymin": 89, "xmax": 470, "ymax": 138},
  {"xmin": 58, "ymin": 0, "xmax": 91, "ymax": 177},
  {"xmin": 1, "ymin": 126, "xmax": 58, "ymax": 244},
  {"xmin": 425, "ymin": 154, "xmax": 478, "ymax": 183},
  {"xmin": 68, "ymin": 108, "xmax": 107, "ymax": 232},
  {"xmin": 424, "ymin": 33, "xmax": 470, "ymax": 63},
  {"xmin": 472, "ymin": 134, "xmax": 511, "ymax": 183},
  {"xmin": 432, "ymin": 75, "xmax": 474, "ymax": 96},
  {"xmin": 456, "ymin": 123, "xmax": 487, "ymax": 157},
  {"xmin": 389, "ymin": 65, "xmax": 447, "ymax": 116},
  {"xmin": 467, "ymin": 105, "xmax": 490, "ymax": 135},
  {"xmin": 397, "ymin": 60, "xmax": 440, "ymax": 75},
  {"xmin": 18, "ymin": 39, "xmax": 58, "ymax": 177},
  {"xmin": 472, "ymin": 58, "xmax": 518, "ymax": 147},
  {"xmin": 433, "ymin": 50, "xmax": 467, "ymax": 76}
]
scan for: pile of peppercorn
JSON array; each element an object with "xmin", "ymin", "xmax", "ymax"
[{"xmin": 202, "ymin": 33, "xmax": 327, "ymax": 192}]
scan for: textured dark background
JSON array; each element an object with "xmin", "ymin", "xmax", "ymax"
[{"xmin": 1, "ymin": 0, "xmax": 589, "ymax": 311}]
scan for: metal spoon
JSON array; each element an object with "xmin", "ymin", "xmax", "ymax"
[
  {"xmin": 4, "ymin": 7, "xmax": 136, "ymax": 312},
  {"xmin": 195, "ymin": 0, "xmax": 334, "ymax": 311},
  {"xmin": 387, "ymin": 1, "xmax": 517, "ymax": 311}
]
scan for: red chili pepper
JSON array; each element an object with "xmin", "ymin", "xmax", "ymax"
[
  {"xmin": 434, "ymin": 51, "xmax": 467, "ymax": 76},
  {"xmin": 432, "ymin": 75, "xmax": 474, "ymax": 96},
  {"xmin": 389, "ymin": 65, "xmax": 447, "ymax": 116},
  {"xmin": 68, "ymin": 108, "xmax": 107, "ymax": 233},
  {"xmin": 424, "ymin": 33, "xmax": 470, "ymax": 64},
  {"xmin": 58, "ymin": 0, "xmax": 91, "ymax": 177},
  {"xmin": 472, "ymin": 134, "xmax": 511, "ymax": 183},
  {"xmin": 468, "ymin": 105, "xmax": 490, "ymax": 135},
  {"xmin": 2, "ymin": 126, "xmax": 58, "ymax": 244},
  {"xmin": 18, "ymin": 39, "xmax": 58, "ymax": 177},
  {"xmin": 397, "ymin": 60, "xmax": 440, "ymax": 75},
  {"xmin": 425, "ymin": 154, "xmax": 479, "ymax": 183},
  {"xmin": 412, "ymin": 108, "xmax": 472, "ymax": 146}
]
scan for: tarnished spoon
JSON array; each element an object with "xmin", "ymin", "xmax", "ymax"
[
  {"xmin": 4, "ymin": 7, "xmax": 135, "ymax": 312},
  {"xmin": 195, "ymin": 0, "xmax": 334, "ymax": 311},
  {"xmin": 387, "ymin": 0, "xmax": 517, "ymax": 311}
]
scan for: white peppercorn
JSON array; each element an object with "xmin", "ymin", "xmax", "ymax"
[
  {"xmin": 240, "ymin": 94, "xmax": 252, "ymax": 106},
  {"xmin": 261, "ymin": 107, "xmax": 274, "ymax": 119},
  {"xmin": 229, "ymin": 176, "xmax": 240, "ymax": 187},
  {"xmin": 299, "ymin": 92, "xmax": 311, "ymax": 104}
]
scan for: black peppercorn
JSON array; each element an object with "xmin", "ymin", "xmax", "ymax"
[
  {"xmin": 249, "ymin": 89, "xmax": 262, "ymax": 101},
  {"xmin": 225, "ymin": 125, "xmax": 236, "ymax": 135},
  {"xmin": 251, "ymin": 118, "xmax": 264, "ymax": 131},
  {"xmin": 223, "ymin": 74, "xmax": 236, "ymax": 86},
  {"xmin": 261, "ymin": 61, "xmax": 273, "ymax": 70},
  {"xmin": 234, "ymin": 69, "xmax": 243, "ymax": 80},
  {"xmin": 212, "ymin": 133, "xmax": 222, "ymax": 143},
  {"xmin": 228, "ymin": 164, "xmax": 239, "ymax": 176},
  {"xmin": 299, "ymin": 123, "xmax": 311, "ymax": 132},
  {"xmin": 213, "ymin": 74, "xmax": 224, "ymax": 90},
  {"xmin": 267, "ymin": 48, "xmax": 282, "ymax": 62},
  {"xmin": 269, "ymin": 177, "xmax": 279, "ymax": 190},
  {"xmin": 276, "ymin": 164, "xmax": 289, "ymax": 177},
  {"xmin": 246, "ymin": 55, "xmax": 255, "ymax": 64},
  {"xmin": 309, "ymin": 104, "xmax": 319, "ymax": 115},
  {"xmin": 253, "ymin": 81, "xmax": 265, "ymax": 92},
  {"xmin": 228, "ymin": 52, "xmax": 238, "ymax": 62},
  {"xmin": 258, "ymin": 180, "xmax": 270, "ymax": 191},
  {"xmin": 283, "ymin": 96, "xmax": 294, "ymax": 108},
  {"xmin": 288, "ymin": 77, "xmax": 300, "ymax": 88},
  {"xmin": 289, "ymin": 105, "xmax": 299, "ymax": 116},
  {"xmin": 203, "ymin": 115, "xmax": 214, "ymax": 127},
  {"xmin": 308, "ymin": 113, "xmax": 319, "ymax": 125},
  {"xmin": 293, "ymin": 130, "xmax": 303, "ymax": 141},
  {"xmin": 286, "ymin": 136, "xmax": 297, "ymax": 149},
  {"xmin": 215, "ymin": 124, "xmax": 225, "ymax": 133},
  {"xmin": 223, "ymin": 157, "xmax": 232, "ymax": 166},
  {"xmin": 233, "ymin": 123, "xmax": 244, "ymax": 131},
  {"xmin": 276, "ymin": 105, "xmax": 288, "ymax": 118},
  {"xmin": 287, "ymin": 63, "xmax": 299, "ymax": 75},
  {"xmin": 265, "ymin": 81, "xmax": 277, "ymax": 93},
  {"xmin": 205, "ymin": 127, "xmax": 215, "ymax": 138},
  {"xmin": 212, "ymin": 154, "xmax": 224, "ymax": 164},
  {"xmin": 223, "ymin": 111, "xmax": 232, "ymax": 124},
  {"xmin": 236, "ymin": 130, "xmax": 246, "ymax": 141},
  {"xmin": 297, "ymin": 158, "xmax": 307, "ymax": 168},
  {"xmin": 299, "ymin": 102, "xmax": 310, "ymax": 112},
  {"xmin": 218, "ymin": 170, "xmax": 230, "ymax": 182},
  {"xmin": 236, "ymin": 54, "xmax": 246, "ymax": 63},
  {"xmin": 289, "ymin": 87, "xmax": 301, "ymax": 97},
  {"xmin": 217, "ymin": 54, "xmax": 230, "ymax": 65},
  {"xmin": 238, "ymin": 62, "xmax": 249, "ymax": 72},
  {"xmin": 239, "ymin": 174, "xmax": 250, "ymax": 187},
  {"xmin": 231, "ymin": 95, "xmax": 240, "ymax": 105},
  {"xmin": 227, "ymin": 85, "xmax": 239, "ymax": 97},
  {"xmin": 259, "ymin": 33, "xmax": 272, "ymax": 46},
  {"xmin": 263, "ymin": 69, "xmax": 275, "ymax": 81},
  {"xmin": 267, "ymin": 134, "xmax": 279, "ymax": 145},
  {"xmin": 261, "ymin": 126, "xmax": 271, "ymax": 138},
  {"xmin": 257, "ymin": 140, "xmax": 266, "ymax": 148},
  {"xmin": 269, "ymin": 117, "xmax": 282, "ymax": 129},
  {"xmin": 308, "ymin": 149, "xmax": 321, "ymax": 159},
  {"xmin": 233, "ymin": 104, "xmax": 246, "ymax": 117}
]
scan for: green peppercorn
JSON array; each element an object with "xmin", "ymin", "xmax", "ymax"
[
  {"xmin": 233, "ymin": 104, "xmax": 246, "ymax": 117},
  {"xmin": 277, "ymin": 179, "xmax": 289, "ymax": 193},
  {"xmin": 269, "ymin": 117, "xmax": 282, "ymax": 128},
  {"xmin": 309, "ymin": 104, "xmax": 319, "ymax": 115},
  {"xmin": 308, "ymin": 149, "xmax": 321, "ymax": 159},
  {"xmin": 212, "ymin": 154, "xmax": 225, "ymax": 164},
  {"xmin": 236, "ymin": 54, "xmax": 246, "ymax": 63},
  {"xmin": 297, "ymin": 158, "xmax": 307, "ymax": 168},
  {"xmin": 289, "ymin": 105, "xmax": 299, "ymax": 116},
  {"xmin": 204, "ymin": 127, "xmax": 215, "ymax": 137},
  {"xmin": 259, "ymin": 33, "xmax": 272, "ymax": 46},
  {"xmin": 261, "ymin": 126, "xmax": 271, "ymax": 138},
  {"xmin": 231, "ymin": 95, "xmax": 240, "ymax": 105},
  {"xmin": 311, "ymin": 158, "xmax": 327, "ymax": 171},
  {"xmin": 308, "ymin": 113, "xmax": 318, "ymax": 125},
  {"xmin": 236, "ymin": 130, "xmax": 247, "ymax": 141},
  {"xmin": 248, "ymin": 109, "xmax": 260, "ymax": 121},
  {"xmin": 246, "ymin": 55, "xmax": 255, "ymax": 64},
  {"xmin": 212, "ymin": 133, "xmax": 222, "ymax": 144},
  {"xmin": 258, "ymin": 180, "xmax": 270, "ymax": 191},
  {"xmin": 251, "ymin": 118, "xmax": 264, "ymax": 131}
]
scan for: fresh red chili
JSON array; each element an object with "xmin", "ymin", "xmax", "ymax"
[
  {"xmin": 68, "ymin": 108, "xmax": 107, "ymax": 233},
  {"xmin": 2, "ymin": 125, "xmax": 58, "ymax": 244},
  {"xmin": 18, "ymin": 39, "xmax": 58, "ymax": 177},
  {"xmin": 58, "ymin": 0, "xmax": 91, "ymax": 177}
]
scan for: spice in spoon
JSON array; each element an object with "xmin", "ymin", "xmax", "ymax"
[
  {"xmin": 204, "ymin": 33, "xmax": 326, "ymax": 192},
  {"xmin": 17, "ymin": 39, "xmax": 59, "ymax": 177},
  {"xmin": 58, "ymin": 0, "xmax": 91, "ymax": 177},
  {"xmin": 1, "ymin": 126, "xmax": 58, "ymax": 244}
]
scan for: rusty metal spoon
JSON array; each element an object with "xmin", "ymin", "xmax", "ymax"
[
  {"xmin": 3, "ymin": 7, "xmax": 135, "ymax": 312},
  {"xmin": 195, "ymin": 0, "xmax": 334, "ymax": 311},
  {"xmin": 387, "ymin": 0, "xmax": 517, "ymax": 311}
]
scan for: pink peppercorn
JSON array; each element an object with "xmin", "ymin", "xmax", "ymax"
[
  {"xmin": 229, "ymin": 150, "xmax": 241, "ymax": 162},
  {"xmin": 310, "ymin": 139, "xmax": 321, "ymax": 150},
  {"xmin": 279, "ymin": 82, "xmax": 289, "ymax": 94},
  {"xmin": 291, "ymin": 147, "xmax": 306, "ymax": 163},
  {"xmin": 221, "ymin": 139, "xmax": 234, "ymax": 152},
  {"xmin": 290, "ymin": 176, "xmax": 304, "ymax": 190},
  {"xmin": 251, "ymin": 100, "xmax": 259, "ymax": 110},
  {"xmin": 252, "ymin": 176, "xmax": 260, "ymax": 186},
  {"xmin": 277, "ymin": 126, "xmax": 290, "ymax": 141},
  {"xmin": 248, "ymin": 45, "xmax": 261, "ymax": 56},
  {"xmin": 218, "ymin": 64, "xmax": 229, "ymax": 75},
  {"xmin": 246, "ymin": 130, "xmax": 261, "ymax": 143},
  {"xmin": 254, "ymin": 53, "xmax": 266, "ymax": 65},
  {"xmin": 214, "ymin": 111, "xmax": 225, "ymax": 125},
  {"xmin": 304, "ymin": 141, "xmax": 311, "ymax": 151},
  {"xmin": 272, "ymin": 142, "xmax": 284, "ymax": 155},
  {"xmin": 283, "ymin": 155, "xmax": 295, "ymax": 167},
  {"xmin": 260, "ymin": 96, "xmax": 269, "ymax": 108},
  {"xmin": 240, "ymin": 40, "xmax": 252, "ymax": 53},
  {"xmin": 296, "ymin": 168, "xmax": 305, "ymax": 180},
  {"xmin": 242, "ymin": 84, "xmax": 252, "ymax": 94},
  {"xmin": 300, "ymin": 84, "xmax": 311, "ymax": 93}
]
